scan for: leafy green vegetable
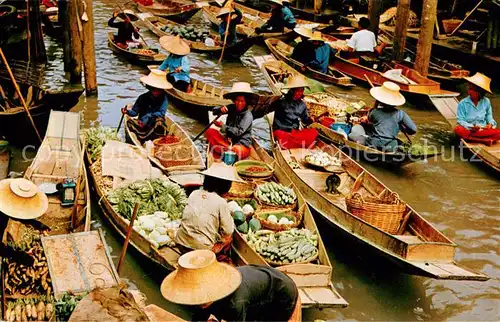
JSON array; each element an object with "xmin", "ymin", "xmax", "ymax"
[
  {"xmin": 55, "ymin": 292, "xmax": 87, "ymax": 321},
  {"xmin": 400, "ymin": 143, "xmax": 435, "ymax": 156},
  {"xmin": 85, "ymin": 127, "xmax": 119, "ymax": 161}
]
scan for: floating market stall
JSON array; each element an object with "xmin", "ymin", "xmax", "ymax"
[{"xmin": 107, "ymin": 32, "xmax": 166, "ymax": 65}]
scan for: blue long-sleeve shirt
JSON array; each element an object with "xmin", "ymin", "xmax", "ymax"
[
  {"xmin": 158, "ymin": 54, "xmax": 190, "ymax": 83},
  {"xmin": 218, "ymin": 8, "xmax": 242, "ymax": 46},
  {"xmin": 128, "ymin": 92, "xmax": 168, "ymax": 127},
  {"xmin": 456, "ymin": 96, "xmax": 497, "ymax": 129},
  {"xmin": 310, "ymin": 43, "xmax": 337, "ymax": 74},
  {"xmin": 272, "ymin": 97, "xmax": 309, "ymax": 132},
  {"xmin": 366, "ymin": 107, "xmax": 417, "ymax": 151},
  {"xmin": 263, "ymin": 6, "xmax": 296, "ymax": 32}
]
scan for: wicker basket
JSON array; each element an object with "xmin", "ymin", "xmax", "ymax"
[
  {"xmin": 228, "ymin": 181, "xmax": 256, "ymax": 198},
  {"xmin": 225, "ymin": 197, "xmax": 260, "ymax": 218},
  {"xmin": 442, "ymin": 19, "xmax": 461, "ymax": 34},
  {"xmin": 346, "ymin": 192, "xmax": 406, "ymax": 234},
  {"xmin": 255, "ymin": 193, "xmax": 297, "ymax": 210},
  {"xmin": 154, "ymin": 144, "xmax": 192, "ymax": 168},
  {"xmin": 253, "ymin": 209, "xmax": 302, "ymax": 231},
  {"xmin": 153, "ymin": 135, "xmax": 181, "ymax": 152},
  {"xmin": 266, "ymin": 250, "xmax": 318, "ymax": 266}
]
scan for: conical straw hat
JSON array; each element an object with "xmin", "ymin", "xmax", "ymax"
[
  {"xmin": 140, "ymin": 69, "xmax": 173, "ymax": 90},
  {"xmin": 281, "ymin": 75, "xmax": 310, "ymax": 90},
  {"xmin": 118, "ymin": 9, "xmax": 139, "ymax": 22},
  {"xmin": 271, "ymin": 0, "xmax": 287, "ymax": 5},
  {"xmin": 0, "ymin": 178, "xmax": 48, "ymax": 220},
  {"xmin": 464, "ymin": 72, "xmax": 492, "ymax": 94},
  {"xmin": 369, "ymin": 81, "xmax": 406, "ymax": 106},
  {"xmin": 308, "ymin": 31, "xmax": 324, "ymax": 42},
  {"xmin": 159, "ymin": 35, "xmax": 191, "ymax": 56},
  {"xmin": 223, "ymin": 82, "xmax": 259, "ymax": 103},
  {"xmin": 294, "ymin": 26, "xmax": 313, "ymax": 39},
  {"xmin": 161, "ymin": 250, "xmax": 242, "ymax": 305},
  {"xmin": 216, "ymin": 7, "xmax": 234, "ymax": 18},
  {"xmin": 200, "ymin": 163, "xmax": 245, "ymax": 183}
]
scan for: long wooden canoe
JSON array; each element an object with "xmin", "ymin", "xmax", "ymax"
[
  {"xmin": 85, "ymin": 140, "xmax": 182, "ymax": 271},
  {"xmin": 124, "ymin": 114, "xmax": 205, "ymax": 186},
  {"xmin": 136, "ymin": 2, "xmax": 201, "ymax": 23},
  {"xmin": 205, "ymin": 118, "xmax": 348, "ymax": 307},
  {"xmin": 265, "ymin": 113, "xmax": 489, "ymax": 280},
  {"xmin": 265, "ymin": 38, "xmax": 354, "ymax": 88},
  {"xmin": 142, "ymin": 15, "xmax": 259, "ymax": 58},
  {"xmin": 430, "ymin": 95, "xmax": 500, "ymax": 173},
  {"xmin": 108, "ymin": 32, "xmax": 166, "ymax": 65}
]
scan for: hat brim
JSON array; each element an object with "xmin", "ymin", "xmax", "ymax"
[
  {"xmin": 294, "ymin": 29, "xmax": 311, "ymax": 39},
  {"xmin": 140, "ymin": 76, "xmax": 173, "ymax": 90},
  {"xmin": 464, "ymin": 76, "xmax": 492, "ymax": 94},
  {"xmin": 0, "ymin": 179, "xmax": 48, "ymax": 220},
  {"xmin": 222, "ymin": 92, "xmax": 259, "ymax": 105},
  {"xmin": 118, "ymin": 13, "xmax": 139, "ymax": 22},
  {"xmin": 370, "ymin": 87, "xmax": 406, "ymax": 106},
  {"xmin": 159, "ymin": 37, "xmax": 191, "ymax": 56},
  {"xmin": 160, "ymin": 262, "xmax": 242, "ymax": 305},
  {"xmin": 199, "ymin": 167, "xmax": 246, "ymax": 183}
]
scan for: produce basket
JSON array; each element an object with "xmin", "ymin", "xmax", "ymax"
[
  {"xmin": 253, "ymin": 209, "xmax": 302, "ymax": 231},
  {"xmin": 153, "ymin": 135, "xmax": 181, "ymax": 151},
  {"xmin": 442, "ymin": 19, "xmax": 461, "ymax": 34},
  {"xmin": 154, "ymin": 144, "xmax": 192, "ymax": 168},
  {"xmin": 225, "ymin": 197, "xmax": 260, "ymax": 217},
  {"xmin": 266, "ymin": 250, "xmax": 318, "ymax": 266},
  {"xmin": 227, "ymin": 181, "xmax": 256, "ymax": 198},
  {"xmin": 234, "ymin": 160, "xmax": 274, "ymax": 178},
  {"xmin": 255, "ymin": 182, "xmax": 297, "ymax": 210},
  {"xmin": 346, "ymin": 192, "xmax": 406, "ymax": 234}
]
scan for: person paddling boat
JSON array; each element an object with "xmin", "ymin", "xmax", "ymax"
[
  {"xmin": 454, "ymin": 73, "xmax": 500, "ymax": 145},
  {"xmin": 158, "ymin": 35, "xmax": 191, "ymax": 92},
  {"xmin": 122, "ymin": 69, "xmax": 172, "ymax": 142},
  {"xmin": 216, "ymin": 3, "xmax": 243, "ymax": 46},
  {"xmin": 161, "ymin": 250, "xmax": 301, "ymax": 321},
  {"xmin": 256, "ymin": 0, "xmax": 296, "ymax": 34},
  {"xmin": 206, "ymin": 82, "xmax": 258, "ymax": 160},
  {"xmin": 108, "ymin": 10, "xmax": 140, "ymax": 49},
  {"xmin": 290, "ymin": 27, "xmax": 315, "ymax": 69}
]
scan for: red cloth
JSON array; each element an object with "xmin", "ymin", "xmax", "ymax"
[
  {"xmin": 211, "ymin": 234, "xmax": 233, "ymax": 264},
  {"xmin": 135, "ymin": 0, "xmax": 153, "ymax": 6},
  {"xmin": 273, "ymin": 129, "xmax": 318, "ymax": 149},
  {"xmin": 454, "ymin": 125, "xmax": 500, "ymax": 145},
  {"xmin": 205, "ymin": 128, "xmax": 250, "ymax": 159}
]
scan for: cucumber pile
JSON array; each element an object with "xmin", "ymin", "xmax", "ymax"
[
  {"xmin": 246, "ymin": 228, "xmax": 318, "ymax": 264},
  {"xmin": 255, "ymin": 182, "xmax": 296, "ymax": 206},
  {"xmin": 161, "ymin": 24, "xmax": 210, "ymax": 42}
]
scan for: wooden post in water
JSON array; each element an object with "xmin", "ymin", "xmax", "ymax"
[
  {"xmin": 28, "ymin": 0, "xmax": 47, "ymax": 62},
  {"xmin": 367, "ymin": 0, "xmax": 383, "ymax": 38},
  {"xmin": 60, "ymin": 0, "xmax": 71, "ymax": 71},
  {"xmin": 392, "ymin": 0, "xmax": 411, "ymax": 61},
  {"xmin": 82, "ymin": 0, "xmax": 98, "ymax": 94},
  {"xmin": 313, "ymin": 0, "xmax": 321, "ymax": 14},
  {"xmin": 67, "ymin": 0, "xmax": 83, "ymax": 84},
  {"xmin": 414, "ymin": 0, "xmax": 437, "ymax": 76}
]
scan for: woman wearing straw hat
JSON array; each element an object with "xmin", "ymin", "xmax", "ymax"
[
  {"xmin": 175, "ymin": 163, "xmax": 243, "ymax": 263},
  {"xmin": 308, "ymin": 31, "xmax": 337, "ymax": 74},
  {"xmin": 206, "ymin": 82, "xmax": 258, "ymax": 160},
  {"xmin": 349, "ymin": 82, "xmax": 417, "ymax": 151},
  {"xmin": 158, "ymin": 35, "xmax": 191, "ymax": 92},
  {"xmin": 454, "ymin": 73, "xmax": 500, "ymax": 145},
  {"xmin": 161, "ymin": 250, "xmax": 301, "ymax": 321},
  {"xmin": 271, "ymin": 75, "xmax": 318, "ymax": 149},
  {"xmin": 108, "ymin": 10, "xmax": 140, "ymax": 49},
  {"xmin": 290, "ymin": 27, "xmax": 315, "ymax": 68},
  {"xmin": 256, "ymin": 0, "xmax": 296, "ymax": 34},
  {"xmin": 122, "ymin": 69, "xmax": 172, "ymax": 141},
  {"xmin": 217, "ymin": 3, "xmax": 243, "ymax": 46}
]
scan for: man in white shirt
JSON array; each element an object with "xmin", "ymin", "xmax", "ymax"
[{"xmin": 347, "ymin": 17, "xmax": 377, "ymax": 52}]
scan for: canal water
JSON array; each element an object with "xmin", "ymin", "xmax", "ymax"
[{"xmin": 27, "ymin": 0, "xmax": 499, "ymax": 320}]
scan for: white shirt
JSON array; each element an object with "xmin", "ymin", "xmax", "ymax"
[{"xmin": 347, "ymin": 29, "xmax": 377, "ymax": 52}]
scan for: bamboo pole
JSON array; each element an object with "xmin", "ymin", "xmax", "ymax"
[
  {"xmin": 392, "ymin": 0, "xmax": 411, "ymax": 61},
  {"xmin": 367, "ymin": 0, "xmax": 383, "ymax": 38},
  {"xmin": 116, "ymin": 203, "xmax": 140, "ymax": 274},
  {"xmin": 218, "ymin": 12, "xmax": 231, "ymax": 64},
  {"xmin": 0, "ymin": 49, "xmax": 42, "ymax": 143},
  {"xmin": 414, "ymin": 0, "xmax": 437, "ymax": 76},
  {"xmin": 82, "ymin": 0, "xmax": 98, "ymax": 94}
]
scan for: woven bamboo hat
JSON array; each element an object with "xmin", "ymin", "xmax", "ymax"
[
  {"xmin": 308, "ymin": 31, "xmax": 324, "ymax": 42},
  {"xmin": 161, "ymin": 250, "xmax": 242, "ymax": 305},
  {"xmin": 118, "ymin": 9, "xmax": 139, "ymax": 22},
  {"xmin": 223, "ymin": 82, "xmax": 259, "ymax": 103},
  {"xmin": 281, "ymin": 75, "xmax": 310, "ymax": 90},
  {"xmin": 370, "ymin": 81, "xmax": 406, "ymax": 106},
  {"xmin": 464, "ymin": 72, "xmax": 492, "ymax": 94},
  {"xmin": 271, "ymin": 0, "xmax": 289, "ymax": 6},
  {"xmin": 294, "ymin": 26, "xmax": 313, "ymax": 38},
  {"xmin": 200, "ymin": 163, "xmax": 245, "ymax": 183},
  {"xmin": 140, "ymin": 69, "xmax": 173, "ymax": 90},
  {"xmin": 216, "ymin": 7, "xmax": 234, "ymax": 18},
  {"xmin": 0, "ymin": 179, "xmax": 48, "ymax": 220},
  {"xmin": 160, "ymin": 35, "xmax": 190, "ymax": 56}
]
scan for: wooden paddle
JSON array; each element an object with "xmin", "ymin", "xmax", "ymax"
[
  {"xmin": 116, "ymin": 106, "xmax": 127, "ymax": 134},
  {"xmin": 192, "ymin": 113, "xmax": 223, "ymax": 142},
  {"xmin": 117, "ymin": 202, "xmax": 140, "ymax": 274},
  {"xmin": 218, "ymin": 12, "xmax": 232, "ymax": 63},
  {"xmin": 116, "ymin": 4, "xmax": 149, "ymax": 47}
]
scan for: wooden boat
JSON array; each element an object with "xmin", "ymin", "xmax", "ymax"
[
  {"xmin": 107, "ymin": 32, "xmax": 166, "ymax": 65},
  {"xmin": 0, "ymin": 82, "xmax": 83, "ymax": 146},
  {"xmin": 265, "ymin": 113, "xmax": 489, "ymax": 280},
  {"xmin": 136, "ymin": 1, "xmax": 201, "ymax": 23},
  {"xmin": 205, "ymin": 116, "xmax": 348, "ymax": 308},
  {"xmin": 203, "ymin": 3, "xmax": 327, "ymax": 41},
  {"xmin": 265, "ymin": 38, "xmax": 354, "ymax": 88},
  {"xmin": 430, "ymin": 95, "xmax": 500, "ymax": 173},
  {"xmin": 142, "ymin": 15, "xmax": 259, "ymax": 58},
  {"xmin": 85, "ymin": 139, "xmax": 182, "ymax": 271},
  {"xmin": 124, "ymin": 114, "xmax": 205, "ymax": 186},
  {"xmin": 41, "ymin": 8, "xmax": 63, "ymax": 39}
]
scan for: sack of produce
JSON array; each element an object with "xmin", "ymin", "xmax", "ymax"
[{"xmin": 254, "ymin": 182, "xmax": 297, "ymax": 209}]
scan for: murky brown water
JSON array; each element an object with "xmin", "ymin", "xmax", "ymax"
[{"xmin": 32, "ymin": 0, "xmax": 500, "ymax": 320}]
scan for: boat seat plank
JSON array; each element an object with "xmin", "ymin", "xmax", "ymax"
[
  {"xmin": 410, "ymin": 261, "xmax": 488, "ymax": 280},
  {"xmin": 393, "ymin": 235, "xmax": 423, "ymax": 244},
  {"xmin": 299, "ymin": 286, "xmax": 349, "ymax": 308}
]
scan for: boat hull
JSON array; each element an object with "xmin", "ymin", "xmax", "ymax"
[
  {"xmin": 108, "ymin": 32, "xmax": 166, "ymax": 65},
  {"xmin": 137, "ymin": 3, "xmax": 200, "ymax": 23}
]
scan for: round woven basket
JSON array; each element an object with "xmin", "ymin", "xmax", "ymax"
[
  {"xmin": 228, "ymin": 181, "xmax": 256, "ymax": 198},
  {"xmin": 154, "ymin": 144, "xmax": 192, "ymax": 168},
  {"xmin": 255, "ymin": 193, "xmax": 297, "ymax": 210},
  {"xmin": 346, "ymin": 192, "xmax": 406, "ymax": 234},
  {"xmin": 253, "ymin": 209, "xmax": 302, "ymax": 232},
  {"xmin": 265, "ymin": 250, "xmax": 318, "ymax": 266},
  {"xmin": 153, "ymin": 135, "xmax": 181, "ymax": 152}
]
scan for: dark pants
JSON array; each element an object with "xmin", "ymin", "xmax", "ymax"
[{"xmin": 167, "ymin": 74, "xmax": 190, "ymax": 92}]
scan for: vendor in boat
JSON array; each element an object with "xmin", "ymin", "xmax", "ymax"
[
  {"xmin": 348, "ymin": 82, "xmax": 417, "ymax": 152},
  {"xmin": 256, "ymin": 0, "xmax": 296, "ymax": 34},
  {"xmin": 217, "ymin": 4, "xmax": 243, "ymax": 46},
  {"xmin": 346, "ymin": 17, "xmax": 377, "ymax": 53},
  {"xmin": 205, "ymin": 82, "xmax": 258, "ymax": 160},
  {"xmin": 122, "ymin": 69, "xmax": 172, "ymax": 141},
  {"xmin": 308, "ymin": 31, "xmax": 337, "ymax": 74},
  {"xmin": 290, "ymin": 27, "xmax": 315, "ymax": 68},
  {"xmin": 454, "ymin": 73, "xmax": 500, "ymax": 145},
  {"xmin": 161, "ymin": 250, "xmax": 301, "ymax": 321},
  {"xmin": 108, "ymin": 10, "xmax": 140, "ymax": 49},
  {"xmin": 175, "ymin": 163, "xmax": 242, "ymax": 263},
  {"xmin": 272, "ymin": 75, "xmax": 318, "ymax": 149},
  {"xmin": 158, "ymin": 35, "xmax": 191, "ymax": 93}
]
